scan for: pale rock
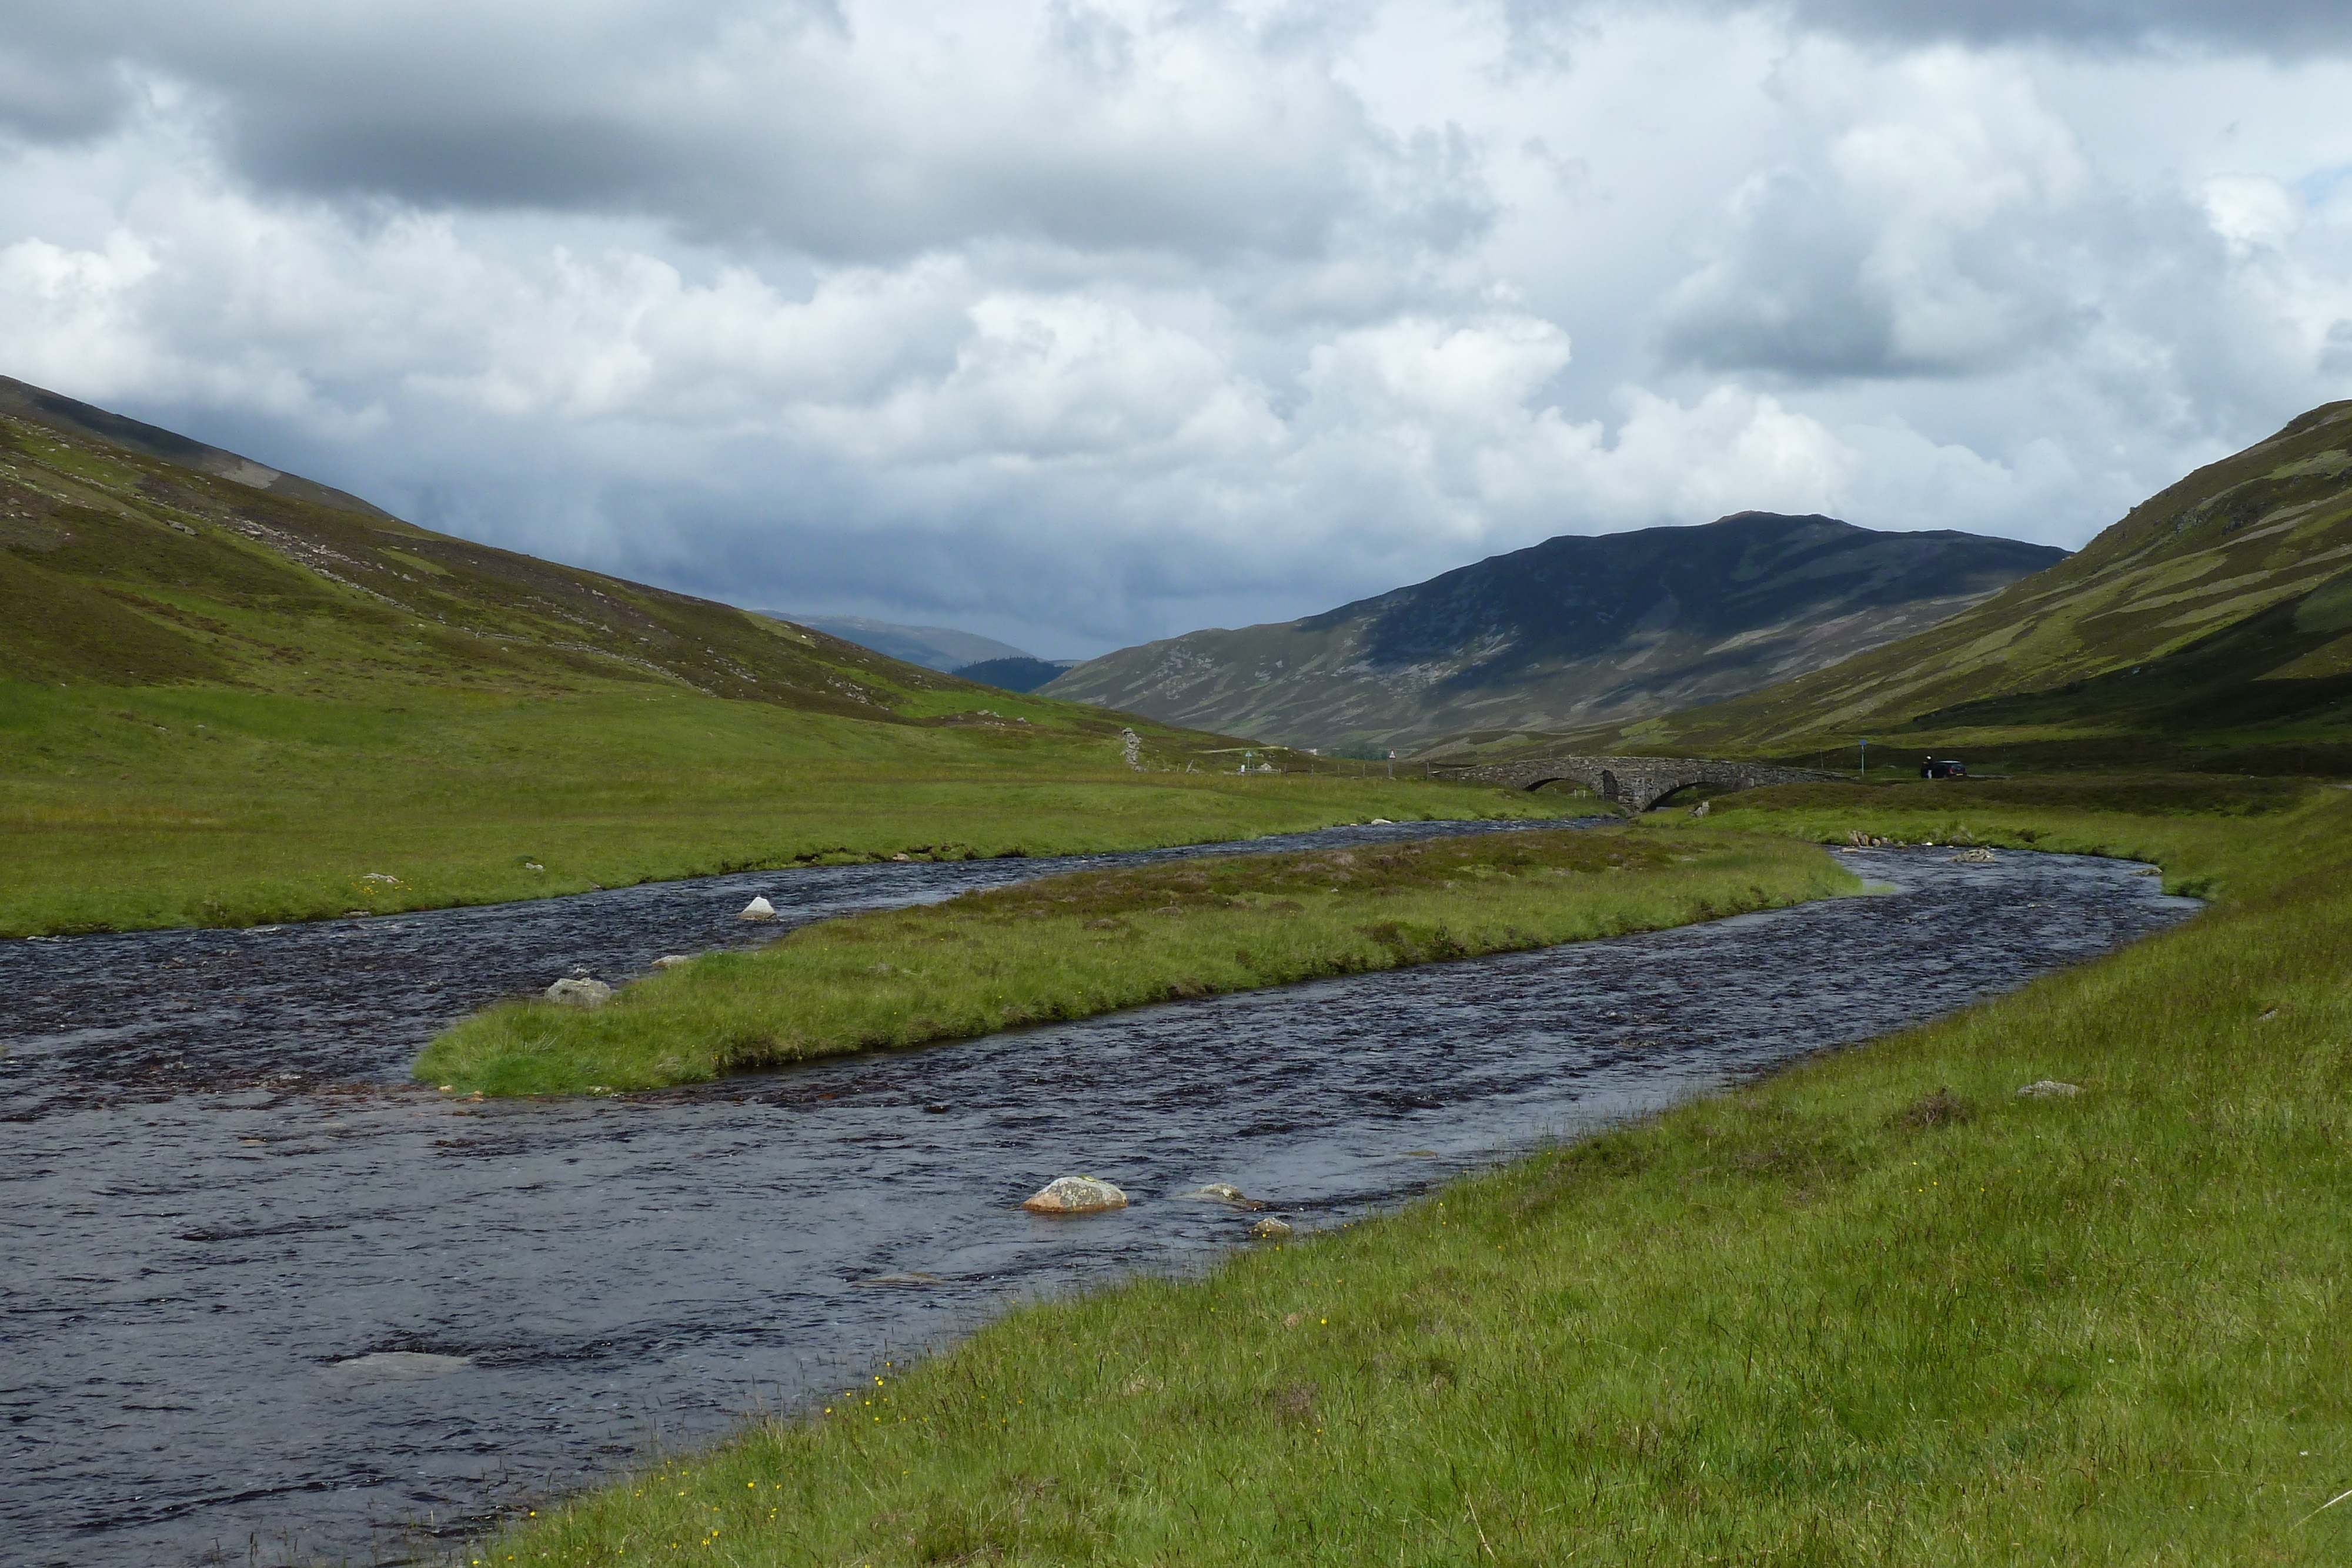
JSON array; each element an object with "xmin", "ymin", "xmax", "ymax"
[
  {"xmin": 1950, "ymin": 848, "xmax": 1997, "ymax": 864},
  {"xmin": 737, "ymin": 896, "xmax": 778, "ymax": 921},
  {"xmin": 652, "ymin": 954, "xmax": 693, "ymax": 970},
  {"xmin": 545, "ymin": 978, "xmax": 612, "ymax": 1008},
  {"xmin": 855, "ymin": 1271, "xmax": 943, "ymax": 1288},
  {"xmin": 2016, "ymin": 1080, "xmax": 2083, "ymax": 1099},
  {"xmin": 1251, "ymin": 1217, "xmax": 1294, "ymax": 1239},
  {"xmin": 1191, "ymin": 1182, "xmax": 1266, "ymax": 1210},
  {"xmin": 1021, "ymin": 1175, "xmax": 1128, "ymax": 1214},
  {"xmin": 326, "ymin": 1351, "xmax": 472, "ymax": 1380}
]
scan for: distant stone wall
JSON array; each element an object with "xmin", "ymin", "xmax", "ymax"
[{"xmin": 1432, "ymin": 755, "xmax": 1843, "ymax": 813}]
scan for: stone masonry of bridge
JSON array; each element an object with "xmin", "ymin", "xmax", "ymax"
[{"xmin": 1432, "ymin": 755, "xmax": 1846, "ymax": 813}]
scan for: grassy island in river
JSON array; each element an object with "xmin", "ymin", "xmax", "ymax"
[
  {"xmin": 470, "ymin": 778, "xmax": 2352, "ymax": 1564},
  {"xmin": 416, "ymin": 825, "xmax": 1855, "ymax": 1095}
]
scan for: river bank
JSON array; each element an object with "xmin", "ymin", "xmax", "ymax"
[{"xmin": 473, "ymin": 782, "xmax": 2350, "ymax": 1566}]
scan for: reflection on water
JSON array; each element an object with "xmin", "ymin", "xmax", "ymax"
[{"xmin": 0, "ymin": 831, "xmax": 2195, "ymax": 1566}]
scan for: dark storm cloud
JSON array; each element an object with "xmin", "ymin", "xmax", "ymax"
[
  {"xmin": 0, "ymin": 50, "xmax": 131, "ymax": 143},
  {"xmin": 0, "ymin": 1, "xmax": 1479, "ymax": 266},
  {"xmin": 1760, "ymin": 0, "xmax": 2352, "ymax": 55}
]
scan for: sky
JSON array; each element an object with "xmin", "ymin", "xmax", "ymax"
[{"xmin": 4, "ymin": 2, "xmax": 2351, "ymax": 658}]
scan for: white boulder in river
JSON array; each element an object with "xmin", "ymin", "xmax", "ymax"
[
  {"xmin": 544, "ymin": 978, "xmax": 612, "ymax": 1008},
  {"xmin": 326, "ymin": 1352, "xmax": 472, "ymax": 1380},
  {"xmin": 737, "ymin": 896, "xmax": 779, "ymax": 921},
  {"xmin": 1021, "ymin": 1176, "xmax": 1128, "ymax": 1214}
]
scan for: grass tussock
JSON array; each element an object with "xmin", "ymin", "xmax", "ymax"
[
  {"xmin": 472, "ymin": 784, "xmax": 2352, "ymax": 1565},
  {"xmin": 416, "ymin": 828, "xmax": 1854, "ymax": 1095}
]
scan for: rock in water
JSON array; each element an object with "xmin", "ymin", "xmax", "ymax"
[
  {"xmin": 1950, "ymin": 847, "xmax": 1997, "ymax": 863},
  {"xmin": 737, "ymin": 896, "xmax": 778, "ymax": 921},
  {"xmin": 854, "ymin": 1271, "xmax": 943, "ymax": 1289},
  {"xmin": 545, "ymin": 978, "xmax": 612, "ymax": 1008},
  {"xmin": 326, "ymin": 1351, "xmax": 472, "ymax": 1380},
  {"xmin": 2016, "ymin": 1079, "xmax": 2083, "ymax": 1099},
  {"xmin": 1021, "ymin": 1176, "xmax": 1128, "ymax": 1214},
  {"xmin": 652, "ymin": 954, "xmax": 693, "ymax": 970},
  {"xmin": 1191, "ymin": 1182, "xmax": 1266, "ymax": 1210},
  {"xmin": 1250, "ymin": 1217, "xmax": 1294, "ymax": 1239}
]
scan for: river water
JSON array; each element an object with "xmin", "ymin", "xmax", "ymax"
[{"xmin": 0, "ymin": 825, "xmax": 2197, "ymax": 1566}]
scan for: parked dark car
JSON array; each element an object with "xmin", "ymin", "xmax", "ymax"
[{"xmin": 1920, "ymin": 758, "xmax": 1967, "ymax": 780}]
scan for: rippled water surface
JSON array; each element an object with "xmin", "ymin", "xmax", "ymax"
[{"xmin": 0, "ymin": 827, "xmax": 2197, "ymax": 1566}]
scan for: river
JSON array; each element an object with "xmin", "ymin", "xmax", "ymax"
[{"xmin": 0, "ymin": 824, "xmax": 2197, "ymax": 1566}]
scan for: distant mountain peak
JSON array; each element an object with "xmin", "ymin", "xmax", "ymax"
[
  {"xmin": 1045, "ymin": 512, "xmax": 2066, "ymax": 753},
  {"xmin": 776, "ymin": 614, "xmax": 1034, "ymax": 673}
]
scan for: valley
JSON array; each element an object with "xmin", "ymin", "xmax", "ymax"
[{"xmin": 10, "ymin": 382, "xmax": 2352, "ymax": 1567}]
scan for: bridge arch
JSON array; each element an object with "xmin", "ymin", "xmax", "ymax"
[{"xmin": 1431, "ymin": 754, "xmax": 1842, "ymax": 813}]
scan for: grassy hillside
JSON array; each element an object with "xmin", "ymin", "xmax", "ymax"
[
  {"xmin": 0, "ymin": 380, "xmax": 1005, "ymax": 709},
  {"xmin": 1044, "ymin": 513, "xmax": 2062, "ymax": 754},
  {"xmin": 473, "ymin": 781, "xmax": 2352, "ymax": 1565},
  {"xmin": 0, "ymin": 383, "xmax": 1565, "ymax": 934},
  {"xmin": 1521, "ymin": 401, "xmax": 2352, "ymax": 763}
]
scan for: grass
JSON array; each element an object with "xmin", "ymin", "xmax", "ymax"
[
  {"xmin": 467, "ymin": 778, "xmax": 2352, "ymax": 1564},
  {"xmin": 415, "ymin": 827, "xmax": 1855, "ymax": 1095},
  {"xmin": 0, "ymin": 682, "xmax": 1569, "ymax": 937}
]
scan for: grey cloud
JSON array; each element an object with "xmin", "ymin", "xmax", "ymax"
[
  {"xmin": 1655, "ymin": 149, "xmax": 2207, "ymax": 384},
  {"xmin": 0, "ymin": 2, "xmax": 1488, "ymax": 269},
  {"xmin": 1755, "ymin": 0, "xmax": 2352, "ymax": 55},
  {"xmin": 2324, "ymin": 321, "xmax": 2352, "ymax": 378},
  {"xmin": 0, "ymin": 50, "xmax": 130, "ymax": 143},
  {"xmin": 1656, "ymin": 168, "xmax": 1908, "ymax": 378},
  {"xmin": 1512, "ymin": 0, "xmax": 2352, "ymax": 56}
]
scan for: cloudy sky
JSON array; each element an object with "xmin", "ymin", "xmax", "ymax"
[{"xmin": 5, "ymin": 1, "xmax": 2351, "ymax": 656}]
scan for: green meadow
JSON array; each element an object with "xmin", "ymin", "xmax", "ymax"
[
  {"xmin": 0, "ymin": 681, "xmax": 1567, "ymax": 938},
  {"xmin": 416, "ymin": 826, "xmax": 1854, "ymax": 1095},
  {"xmin": 469, "ymin": 778, "xmax": 2352, "ymax": 1565}
]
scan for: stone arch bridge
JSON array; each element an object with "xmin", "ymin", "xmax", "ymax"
[{"xmin": 1431, "ymin": 755, "xmax": 1843, "ymax": 814}]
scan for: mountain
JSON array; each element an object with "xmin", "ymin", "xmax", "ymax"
[
  {"xmin": 1042, "ymin": 513, "xmax": 2064, "ymax": 754},
  {"xmin": 1541, "ymin": 400, "xmax": 2352, "ymax": 764},
  {"xmin": 0, "ymin": 375, "xmax": 1058, "ymax": 722},
  {"xmin": 778, "ymin": 614, "xmax": 1034, "ymax": 673},
  {"xmin": 954, "ymin": 656, "xmax": 1078, "ymax": 692}
]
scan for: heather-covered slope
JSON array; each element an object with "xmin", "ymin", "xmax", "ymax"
[
  {"xmin": 1044, "ymin": 513, "xmax": 2063, "ymax": 754},
  {"xmin": 0, "ymin": 378, "xmax": 994, "ymax": 714}
]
